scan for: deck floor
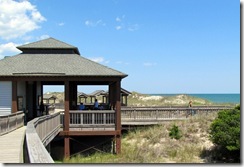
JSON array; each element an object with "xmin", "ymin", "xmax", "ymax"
[{"xmin": 0, "ymin": 126, "xmax": 26, "ymax": 163}]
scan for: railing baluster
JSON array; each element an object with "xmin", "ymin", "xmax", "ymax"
[
  {"xmin": 156, "ymin": 109, "xmax": 158, "ymax": 120},
  {"xmin": 80, "ymin": 113, "xmax": 83, "ymax": 124},
  {"xmin": 103, "ymin": 113, "xmax": 106, "ymax": 124},
  {"xmin": 92, "ymin": 113, "xmax": 95, "ymax": 124}
]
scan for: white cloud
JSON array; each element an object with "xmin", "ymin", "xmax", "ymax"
[
  {"xmin": 38, "ymin": 35, "xmax": 50, "ymax": 40},
  {"xmin": 116, "ymin": 17, "xmax": 121, "ymax": 22},
  {"xmin": 116, "ymin": 26, "xmax": 122, "ymax": 30},
  {"xmin": 88, "ymin": 57, "xmax": 109, "ymax": 64},
  {"xmin": 116, "ymin": 15, "xmax": 125, "ymax": 22},
  {"xmin": 115, "ymin": 15, "xmax": 139, "ymax": 31},
  {"xmin": 84, "ymin": 19, "xmax": 106, "ymax": 27},
  {"xmin": 58, "ymin": 22, "xmax": 65, "ymax": 26},
  {"xmin": 0, "ymin": 42, "xmax": 21, "ymax": 59},
  {"xmin": 0, "ymin": 0, "xmax": 46, "ymax": 40},
  {"xmin": 143, "ymin": 62, "xmax": 157, "ymax": 67}
]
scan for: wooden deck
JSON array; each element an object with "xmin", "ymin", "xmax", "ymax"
[
  {"xmin": 0, "ymin": 106, "xmax": 231, "ymax": 163},
  {"xmin": 0, "ymin": 126, "xmax": 26, "ymax": 163}
]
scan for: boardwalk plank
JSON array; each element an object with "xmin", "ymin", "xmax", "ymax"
[{"xmin": 0, "ymin": 126, "xmax": 26, "ymax": 163}]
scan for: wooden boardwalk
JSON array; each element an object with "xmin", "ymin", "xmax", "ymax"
[{"xmin": 0, "ymin": 126, "xmax": 26, "ymax": 163}]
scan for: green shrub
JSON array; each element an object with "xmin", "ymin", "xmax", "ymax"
[
  {"xmin": 234, "ymin": 104, "xmax": 240, "ymax": 110},
  {"xmin": 169, "ymin": 124, "xmax": 182, "ymax": 140},
  {"xmin": 209, "ymin": 108, "xmax": 240, "ymax": 151}
]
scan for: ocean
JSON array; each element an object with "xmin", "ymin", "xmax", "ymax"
[{"xmin": 150, "ymin": 94, "xmax": 240, "ymax": 104}]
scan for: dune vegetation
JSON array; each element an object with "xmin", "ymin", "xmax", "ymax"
[
  {"xmin": 48, "ymin": 91, "xmax": 239, "ymax": 163},
  {"xmin": 63, "ymin": 112, "xmax": 227, "ymax": 163},
  {"xmin": 127, "ymin": 92, "xmax": 213, "ymax": 107},
  {"xmin": 45, "ymin": 91, "xmax": 227, "ymax": 107}
]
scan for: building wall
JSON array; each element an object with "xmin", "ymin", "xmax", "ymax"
[{"xmin": 0, "ymin": 81, "xmax": 12, "ymax": 115}]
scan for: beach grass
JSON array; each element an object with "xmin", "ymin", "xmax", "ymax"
[{"xmin": 63, "ymin": 112, "xmax": 218, "ymax": 163}]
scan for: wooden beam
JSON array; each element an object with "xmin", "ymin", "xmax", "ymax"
[
  {"xmin": 0, "ymin": 76, "xmax": 123, "ymax": 83},
  {"xmin": 115, "ymin": 134, "xmax": 121, "ymax": 154},
  {"xmin": 115, "ymin": 80, "xmax": 121, "ymax": 154},
  {"xmin": 59, "ymin": 130, "xmax": 120, "ymax": 136},
  {"xmin": 69, "ymin": 82, "xmax": 77, "ymax": 110},
  {"xmin": 12, "ymin": 81, "xmax": 17, "ymax": 113},
  {"xmin": 33, "ymin": 81, "xmax": 37, "ymax": 118},
  {"xmin": 115, "ymin": 81, "xmax": 121, "ymax": 131},
  {"xmin": 109, "ymin": 82, "xmax": 116, "ymax": 109},
  {"xmin": 64, "ymin": 137, "xmax": 70, "ymax": 159},
  {"xmin": 64, "ymin": 81, "xmax": 70, "ymax": 158},
  {"xmin": 64, "ymin": 81, "xmax": 70, "ymax": 131}
]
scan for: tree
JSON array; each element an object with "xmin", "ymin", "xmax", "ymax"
[{"xmin": 209, "ymin": 107, "xmax": 240, "ymax": 151}]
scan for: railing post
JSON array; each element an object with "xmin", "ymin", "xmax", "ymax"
[
  {"xmin": 92, "ymin": 113, "xmax": 95, "ymax": 125},
  {"xmin": 15, "ymin": 113, "xmax": 17, "ymax": 129},
  {"xmin": 103, "ymin": 113, "xmax": 106, "ymax": 124},
  {"xmin": 133, "ymin": 109, "xmax": 136, "ymax": 121},
  {"xmin": 156, "ymin": 109, "xmax": 158, "ymax": 120},
  {"xmin": 80, "ymin": 113, "xmax": 83, "ymax": 124},
  {"xmin": 7, "ymin": 116, "xmax": 9, "ymax": 132}
]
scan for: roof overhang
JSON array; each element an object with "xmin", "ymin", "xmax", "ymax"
[{"xmin": 0, "ymin": 75, "xmax": 126, "ymax": 85}]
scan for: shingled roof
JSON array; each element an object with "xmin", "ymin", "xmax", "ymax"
[
  {"xmin": 0, "ymin": 38, "xmax": 127, "ymax": 78},
  {"xmin": 17, "ymin": 37, "xmax": 80, "ymax": 54}
]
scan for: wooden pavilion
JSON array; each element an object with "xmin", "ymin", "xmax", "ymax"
[
  {"xmin": 0, "ymin": 37, "xmax": 127, "ymax": 157},
  {"xmin": 100, "ymin": 88, "xmax": 131, "ymax": 106},
  {"xmin": 43, "ymin": 94, "xmax": 57, "ymax": 104},
  {"xmin": 78, "ymin": 92, "xmax": 89, "ymax": 104},
  {"xmin": 87, "ymin": 90, "xmax": 106, "ymax": 104}
]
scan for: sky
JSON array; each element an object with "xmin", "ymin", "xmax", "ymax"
[{"xmin": 0, "ymin": 0, "xmax": 240, "ymax": 94}]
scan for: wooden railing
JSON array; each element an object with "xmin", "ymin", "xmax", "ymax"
[
  {"xmin": 122, "ymin": 105, "xmax": 233, "ymax": 109},
  {"xmin": 121, "ymin": 107, "xmax": 230, "ymax": 123},
  {"xmin": 23, "ymin": 106, "xmax": 231, "ymax": 163},
  {"xmin": 60, "ymin": 110, "xmax": 116, "ymax": 130},
  {"xmin": 0, "ymin": 111, "xmax": 24, "ymax": 136},
  {"xmin": 25, "ymin": 112, "xmax": 61, "ymax": 163}
]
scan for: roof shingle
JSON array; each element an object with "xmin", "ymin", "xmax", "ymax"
[{"xmin": 0, "ymin": 38, "xmax": 127, "ymax": 78}]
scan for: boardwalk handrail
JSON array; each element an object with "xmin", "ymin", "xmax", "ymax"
[
  {"xmin": 121, "ymin": 107, "xmax": 229, "ymax": 122},
  {"xmin": 24, "ymin": 106, "xmax": 230, "ymax": 163},
  {"xmin": 122, "ymin": 105, "xmax": 233, "ymax": 109},
  {"xmin": 0, "ymin": 111, "xmax": 24, "ymax": 136},
  {"xmin": 25, "ymin": 112, "xmax": 61, "ymax": 163},
  {"xmin": 60, "ymin": 110, "xmax": 116, "ymax": 130}
]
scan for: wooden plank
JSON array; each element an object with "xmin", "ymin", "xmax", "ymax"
[
  {"xmin": 69, "ymin": 124, "xmax": 115, "ymax": 128},
  {"xmin": 26, "ymin": 130, "xmax": 54, "ymax": 163},
  {"xmin": 26, "ymin": 120, "xmax": 54, "ymax": 163},
  {"xmin": 59, "ymin": 130, "xmax": 120, "ymax": 136},
  {"xmin": 0, "ymin": 126, "xmax": 26, "ymax": 163}
]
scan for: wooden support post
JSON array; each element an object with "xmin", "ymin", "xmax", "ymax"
[
  {"xmin": 110, "ymin": 83, "xmax": 116, "ymax": 109},
  {"xmin": 111, "ymin": 137, "xmax": 115, "ymax": 154},
  {"xmin": 12, "ymin": 81, "xmax": 17, "ymax": 113},
  {"xmin": 64, "ymin": 137, "xmax": 70, "ymax": 159},
  {"xmin": 41, "ymin": 82, "xmax": 43, "ymax": 102},
  {"xmin": 115, "ymin": 134, "xmax": 121, "ymax": 154},
  {"xmin": 69, "ymin": 82, "xmax": 77, "ymax": 110},
  {"xmin": 33, "ymin": 81, "xmax": 37, "ymax": 117},
  {"xmin": 64, "ymin": 81, "xmax": 70, "ymax": 158},
  {"xmin": 121, "ymin": 95, "xmax": 124, "ymax": 106},
  {"xmin": 108, "ymin": 84, "xmax": 113, "ymax": 109},
  {"xmin": 115, "ymin": 80, "xmax": 121, "ymax": 154}
]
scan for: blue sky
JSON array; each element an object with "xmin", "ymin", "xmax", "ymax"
[{"xmin": 0, "ymin": 0, "xmax": 240, "ymax": 94}]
